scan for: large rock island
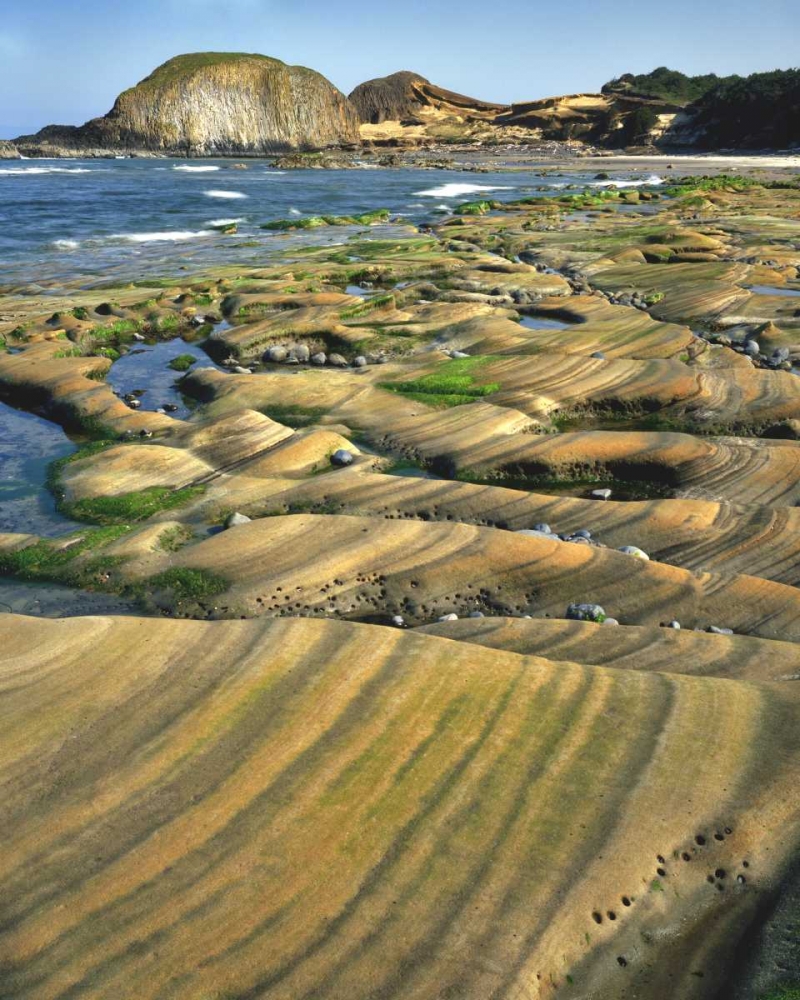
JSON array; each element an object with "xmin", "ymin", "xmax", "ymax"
[{"xmin": 15, "ymin": 52, "xmax": 360, "ymax": 157}]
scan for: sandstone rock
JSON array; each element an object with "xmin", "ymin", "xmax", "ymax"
[{"xmin": 16, "ymin": 53, "xmax": 360, "ymax": 155}]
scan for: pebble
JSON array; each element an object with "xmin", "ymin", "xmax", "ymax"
[
  {"xmin": 290, "ymin": 345, "xmax": 310, "ymax": 363},
  {"xmin": 233, "ymin": 366, "xmax": 251, "ymax": 375},
  {"xmin": 163, "ymin": 403, "xmax": 179, "ymax": 412},
  {"xmin": 311, "ymin": 352, "xmax": 327, "ymax": 366},
  {"xmin": 353, "ymin": 356, "xmax": 367, "ymax": 367},
  {"xmin": 708, "ymin": 625, "xmax": 734, "ymax": 635},
  {"xmin": 533, "ymin": 523, "xmax": 552, "ymax": 534},
  {"xmin": 591, "ymin": 488, "xmax": 612, "ymax": 500},
  {"xmin": 516, "ymin": 529, "xmax": 553, "ymax": 539},
  {"xmin": 128, "ymin": 399, "xmax": 141, "ymax": 409},
  {"xmin": 590, "ymin": 351, "xmax": 606, "ymax": 360},
  {"xmin": 265, "ymin": 345, "xmax": 288, "ymax": 363},
  {"xmin": 469, "ymin": 611, "xmax": 485, "ymax": 619},
  {"xmin": 139, "ymin": 428, "xmax": 152, "ymax": 438},
  {"xmin": 743, "ymin": 340, "xmax": 760, "ymax": 357},
  {"xmin": 668, "ymin": 620, "xmax": 681, "ymax": 629},
  {"xmin": 132, "ymin": 332, "xmax": 146, "ymax": 342},
  {"xmin": 391, "ymin": 615, "xmax": 405, "ymax": 627},
  {"xmin": 602, "ymin": 617, "xmax": 620, "ymax": 626},
  {"xmin": 573, "ymin": 529, "xmax": 592, "ymax": 540},
  {"xmin": 618, "ymin": 545, "xmax": 650, "ymax": 560},
  {"xmin": 438, "ymin": 613, "xmax": 459, "ymax": 622},
  {"xmin": 328, "ymin": 353, "xmax": 348, "ymax": 367},
  {"xmin": 225, "ymin": 512, "xmax": 252, "ymax": 529},
  {"xmin": 330, "ymin": 449, "xmax": 354, "ymax": 467},
  {"xmin": 450, "ymin": 350, "xmax": 470, "ymax": 359},
  {"xmin": 566, "ymin": 602, "xmax": 606, "ymax": 623}
]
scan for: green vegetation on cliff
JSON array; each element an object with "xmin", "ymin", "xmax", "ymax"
[
  {"xmin": 691, "ymin": 68, "xmax": 800, "ymax": 148},
  {"xmin": 603, "ymin": 66, "xmax": 739, "ymax": 105}
]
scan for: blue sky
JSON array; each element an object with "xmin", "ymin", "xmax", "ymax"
[{"xmin": 1, "ymin": 0, "xmax": 798, "ymax": 138}]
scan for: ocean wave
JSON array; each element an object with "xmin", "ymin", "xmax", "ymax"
[
  {"xmin": 51, "ymin": 239, "xmax": 80, "ymax": 249},
  {"xmin": 206, "ymin": 217, "xmax": 245, "ymax": 226},
  {"xmin": 590, "ymin": 174, "xmax": 664, "ymax": 188},
  {"xmin": 112, "ymin": 230, "xmax": 213, "ymax": 243},
  {"xmin": 288, "ymin": 208, "xmax": 302, "ymax": 216},
  {"xmin": 414, "ymin": 182, "xmax": 513, "ymax": 198},
  {"xmin": 0, "ymin": 166, "xmax": 96, "ymax": 176},
  {"xmin": 204, "ymin": 189, "xmax": 247, "ymax": 199},
  {"xmin": 173, "ymin": 165, "xmax": 221, "ymax": 173}
]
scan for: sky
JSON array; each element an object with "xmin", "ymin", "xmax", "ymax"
[{"xmin": 1, "ymin": 0, "xmax": 798, "ymax": 138}]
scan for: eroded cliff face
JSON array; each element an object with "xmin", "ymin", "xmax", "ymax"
[
  {"xmin": 349, "ymin": 71, "xmax": 506, "ymax": 125},
  {"xmin": 16, "ymin": 53, "xmax": 360, "ymax": 155}
]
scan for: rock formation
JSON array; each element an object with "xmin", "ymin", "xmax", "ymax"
[
  {"xmin": 349, "ymin": 70, "xmax": 506, "ymax": 124},
  {"xmin": 15, "ymin": 52, "xmax": 360, "ymax": 156}
]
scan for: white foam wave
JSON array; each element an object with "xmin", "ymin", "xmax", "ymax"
[
  {"xmin": 0, "ymin": 166, "xmax": 96, "ymax": 176},
  {"xmin": 173, "ymin": 165, "xmax": 220, "ymax": 172},
  {"xmin": 590, "ymin": 174, "xmax": 664, "ymax": 189},
  {"xmin": 415, "ymin": 182, "xmax": 512, "ymax": 198},
  {"xmin": 289, "ymin": 208, "xmax": 302, "ymax": 216},
  {"xmin": 204, "ymin": 189, "xmax": 247, "ymax": 199},
  {"xmin": 52, "ymin": 239, "xmax": 80, "ymax": 249},
  {"xmin": 112, "ymin": 230, "xmax": 213, "ymax": 243},
  {"xmin": 206, "ymin": 217, "xmax": 244, "ymax": 226}
]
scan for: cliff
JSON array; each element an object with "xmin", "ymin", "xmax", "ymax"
[
  {"xmin": 349, "ymin": 70, "xmax": 507, "ymax": 124},
  {"xmin": 15, "ymin": 52, "xmax": 360, "ymax": 156}
]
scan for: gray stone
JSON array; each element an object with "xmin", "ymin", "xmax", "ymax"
[
  {"xmin": 450, "ymin": 350, "xmax": 470, "ymax": 359},
  {"xmin": 566, "ymin": 603, "xmax": 606, "ymax": 623},
  {"xmin": 353, "ymin": 356, "xmax": 367, "ymax": 367},
  {"xmin": 533, "ymin": 523, "xmax": 552, "ymax": 534},
  {"xmin": 591, "ymin": 488, "xmax": 612, "ymax": 500},
  {"xmin": 602, "ymin": 617, "xmax": 620, "ymax": 626},
  {"xmin": 618, "ymin": 545, "xmax": 650, "ymax": 561},
  {"xmin": 233, "ymin": 366, "xmax": 252, "ymax": 375},
  {"xmin": 328, "ymin": 353, "xmax": 348, "ymax": 367},
  {"xmin": 469, "ymin": 611, "xmax": 485, "ymax": 618},
  {"xmin": 132, "ymin": 332, "xmax": 146, "ymax": 342},
  {"xmin": 330, "ymin": 448, "xmax": 354, "ymax": 467},
  {"xmin": 265, "ymin": 345, "xmax": 288, "ymax": 363},
  {"xmin": 438, "ymin": 613, "xmax": 459, "ymax": 622},
  {"xmin": 391, "ymin": 615, "xmax": 405, "ymax": 627},
  {"xmin": 225, "ymin": 512, "xmax": 251, "ymax": 529},
  {"xmin": 743, "ymin": 339, "xmax": 760, "ymax": 357},
  {"xmin": 708, "ymin": 625, "xmax": 734, "ymax": 635},
  {"xmin": 311, "ymin": 352, "xmax": 327, "ymax": 366},
  {"xmin": 668, "ymin": 620, "xmax": 681, "ymax": 629},
  {"xmin": 517, "ymin": 529, "xmax": 553, "ymax": 539},
  {"xmin": 573, "ymin": 529, "xmax": 592, "ymax": 540},
  {"xmin": 128, "ymin": 399, "xmax": 141, "ymax": 409},
  {"xmin": 290, "ymin": 344, "xmax": 310, "ymax": 363}
]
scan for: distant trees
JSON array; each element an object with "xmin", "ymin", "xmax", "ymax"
[
  {"xmin": 602, "ymin": 67, "xmax": 737, "ymax": 106},
  {"xmin": 691, "ymin": 69, "xmax": 800, "ymax": 148}
]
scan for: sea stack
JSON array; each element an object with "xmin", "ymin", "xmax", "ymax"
[{"xmin": 15, "ymin": 52, "xmax": 360, "ymax": 156}]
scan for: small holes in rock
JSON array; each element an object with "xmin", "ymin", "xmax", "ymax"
[
  {"xmin": 715, "ymin": 869, "xmax": 726, "ymax": 879},
  {"xmin": 737, "ymin": 874, "xmax": 747, "ymax": 885},
  {"xmin": 706, "ymin": 875, "xmax": 715, "ymax": 884},
  {"xmin": 617, "ymin": 957, "xmax": 628, "ymax": 968},
  {"xmin": 682, "ymin": 853, "xmax": 691, "ymax": 862},
  {"xmin": 742, "ymin": 860, "xmax": 750, "ymax": 868},
  {"xmin": 714, "ymin": 833, "xmax": 725, "ymax": 842},
  {"xmin": 621, "ymin": 896, "xmax": 631, "ymax": 907},
  {"xmin": 592, "ymin": 912, "xmax": 603, "ymax": 924},
  {"xmin": 716, "ymin": 883, "xmax": 725, "ymax": 892},
  {"xmin": 657, "ymin": 855, "xmax": 665, "ymax": 864},
  {"xmin": 695, "ymin": 835, "xmax": 706, "ymax": 846},
  {"xmin": 656, "ymin": 867, "xmax": 666, "ymax": 877},
  {"xmin": 724, "ymin": 827, "xmax": 733, "ymax": 835},
  {"xmin": 607, "ymin": 911, "xmax": 616, "ymax": 921}
]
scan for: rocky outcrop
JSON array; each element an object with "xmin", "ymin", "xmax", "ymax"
[
  {"xmin": 0, "ymin": 140, "xmax": 21, "ymax": 159},
  {"xmin": 349, "ymin": 70, "xmax": 506, "ymax": 124},
  {"xmin": 15, "ymin": 52, "xmax": 360, "ymax": 156}
]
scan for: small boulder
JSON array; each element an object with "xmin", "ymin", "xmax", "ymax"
[
  {"xmin": 533, "ymin": 523, "xmax": 552, "ymax": 534},
  {"xmin": 667, "ymin": 620, "xmax": 681, "ymax": 629},
  {"xmin": 265, "ymin": 345, "xmax": 288, "ymax": 363},
  {"xmin": 330, "ymin": 448, "xmax": 354, "ymax": 467},
  {"xmin": 618, "ymin": 545, "xmax": 650, "ymax": 561},
  {"xmin": 328, "ymin": 353, "xmax": 348, "ymax": 367},
  {"xmin": 438, "ymin": 613, "xmax": 459, "ymax": 622},
  {"xmin": 573, "ymin": 529, "xmax": 592, "ymax": 540},
  {"xmin": 311, "ymin": 352, "xmax": 327, "ymax": 366},
  {"xmin": 225, "ymin": 512, "xmax": 251, "ymax": 529},
  {"xmin": 353, "ymin": 356, "xmax": 368, "ymax": 367},
  {"xmin": 591, "ymin": 488, "xmax": 612, "ymax": 500},
  {"xmin": 743, "ymin": 340, "xmax": 760, "ymax": 357},
  {"xmin": 233, "ymin": 366, "xmax": 252, "ymax": 375},
  {"xmin": 290, "ymin": 344, "xmax": 310, "ymax": 363}
]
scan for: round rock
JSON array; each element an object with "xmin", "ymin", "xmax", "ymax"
[
  {"xmin": 225, "ymin": 512, "xmax": 252, "ymax": 529},
  {"xmin": 330, "ymin": 449, "xmax": 354, "ymax": 468},
  {"xmin": 566, "ymin": 602, "xmax": 606, "ymax": 623}
]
